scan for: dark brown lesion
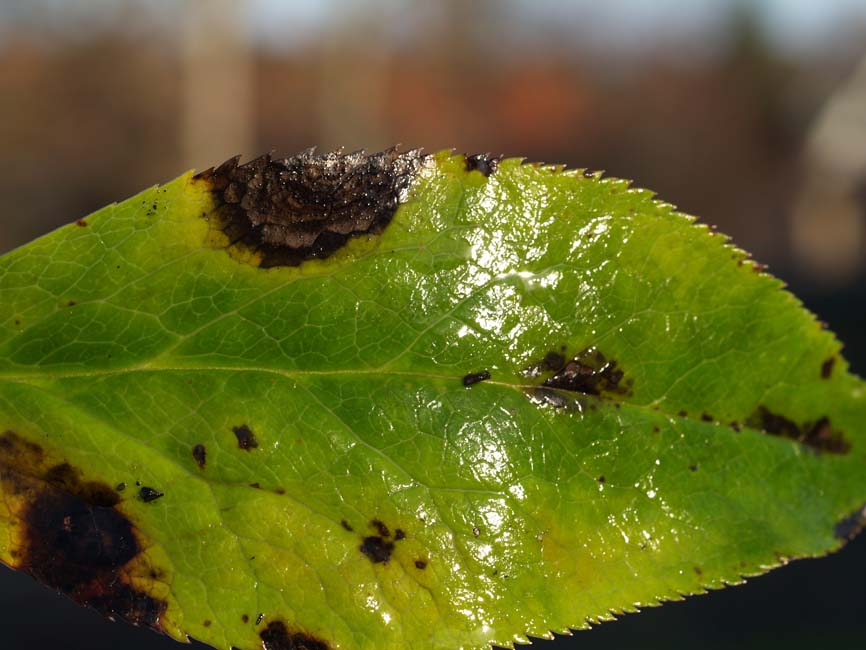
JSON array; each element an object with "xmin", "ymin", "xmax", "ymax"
[
  {"xmin": 192, "ymin": 443, "xmax": 207, "ymax": 469},
  {"xmin": 746, "ymin": 406, "xmax": 850, "ymax": 455},
  {"xmin": 260, "ymin": 620, "xmax": 330, "ymax": 650},
  {"xmin": 194, "ymin": 148, "xmax": 426, "ymax": 268},
  {"xmin": 464, "ymin": 153, "xmax": 502, "ymax": 178},
  {"xmin": 232, "ymin": 424, "xmax": 259, "ymax": 450},
  {"xmin": 358, "ymin": 518, "xmax": 406, "ymax": 564},
  {"xmin": 0, "ymin": 430, "xmax": 168, "ymax": 629},
  {"xmin": 523, "ymin": 347, "xmax": 632, "ymax": 408}
]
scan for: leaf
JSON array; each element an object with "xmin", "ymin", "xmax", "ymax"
[{"xmin": 0, "ymin": 149, "xmax": 864, "ymax": 650}]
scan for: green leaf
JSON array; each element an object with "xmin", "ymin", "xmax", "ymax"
[{"xmin": 1, "ymin": 149, "xmax": 864, "ymax": 650}]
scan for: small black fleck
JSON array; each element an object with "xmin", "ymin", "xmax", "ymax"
[
  {"xmin": 232, "ymin": 424, "xmax": 259, "ymax": 450},
  {"xmin": 597, "ymin": 476, "xmax": 605, "ymax": 484},
  {"xmin": 821, "ymin": 357, "xmax": 836, "ymax": 379},
  {"xmin": 464, "ymin": 153, "xmax": 502, "ymax": 178},
  {"xmin": 394, "ymin": 528, "xmax": 406, "ymax": 540},
  {"xmin": 694, "ymin": 566, "xmax": 703, "ymax": 575},
  {"xmin": 115, "ymin": 482, "xmax": 126, "ymax": 492},
  {"xmin": 192, "ymin": 444, "xmax": 206, "ymax": 469},
  {"xmin": 250, "ymin": 482, "xmax": 262, "ymax": 489},
  {"xmin": 75, "ymin": 219, "xmax": 88, "ymax": 227},
  {"xmin": 340, "ymin": 519, "xmax": 353, "ymax": 532},
  {"xmin": 651, "ymin": 426, "xmax": 660, "ymax": 434},
  {"xmin": 256, "ymin": 613, "xmax": 265, "ymax": 625},
  {"xmin": 370, "ymin": 519, "xmax": 390, "ymax": 538},
  {"xmin": 542, "ymin": 351, "xmax": 566, "ymax": 372},
  {"xmin": 360, "ymin": 536, "xmax": 394, "ymax": 564},
  {"xmin": 689, "ymin": 463, "xmax": 698, "ymax": 472},
  {"xmin": 463, "ymin": 370, "xmax": 491, "ymax": 387},
  {"xmin": 67, "ymin": 300, "xmax": 76, "ymax": 307},
  {"xmin": 138, "ymin": 487, "xmax": 164, "ymax": 503},
  {"xmin": 203, "ymin": 620, "xmax": 212, "ymax": 627},
  {"xmin": 242, "ymin": 614, "xmax": 250, "ymax": 624},
  {"xmin": 415, "ymin": 559, "xmax": 427, "ymax": 570},
  {"xmin": 701, "ymin": 413, "xmax": 713, "ymax": 422}
]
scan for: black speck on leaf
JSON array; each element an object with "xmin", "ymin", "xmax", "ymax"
[
  {"xmin": 232, "ymin": 424, "xmax": 258, "ymax": 450},
  {"xmin": 462, "ymin": 370, "xmax": 490, "ymax": 387},
  {"xmin": 138, "ymin": 487, "xmax": 164, "ymax": 503}
]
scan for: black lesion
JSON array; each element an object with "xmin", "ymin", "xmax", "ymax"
[
  {"xmin": 194, "ymin": 148, "xmax": 426, "ymax": 268},
  {"xmin": 260, "ymin": 620, "xmax": 330, "ymax": 650},
  {"xmin": 465, "ymin": 153, "xmax": 502, "ymax": 178},
  {"xmin": 746, "ymin": 406, "xmax": 850, "ymax": 455},
  {"xmin": 523, "ymin": 347, "xmax": 632, "ymax": 408},
  {"xmin": 0, "ymin": 431, "xmax": 167, "ymax": 629},
  {"xmin": 358, "ymin": 519, "xmax": 405, "ymax": 564},
  {"xmin": 233, "ymin": 424, "xmax": 259, "ymax": 450},
  {"xmin": 192, "ymin": 443, "xmax": 206, "ymax": 469}
]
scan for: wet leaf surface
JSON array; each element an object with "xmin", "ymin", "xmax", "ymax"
[{"xmin": 0, "ymin": 149, "xmax": 864, "ymax": 649}]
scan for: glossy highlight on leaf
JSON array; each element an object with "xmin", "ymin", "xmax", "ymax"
[{"xmin": 1, "ymin": 148, "xmax": 865, "ymax": 650}]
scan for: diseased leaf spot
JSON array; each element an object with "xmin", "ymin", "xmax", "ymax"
[
  {"xmin": 462, "ymin": 370, "xmax": 490, "ymax": 387},
  {"xmin": 746, "ymin": 406, "xmax": 850, "ymax": 454},
  {"xmin": 194, "ymin": 148, "xmax": 426, "ymax": 268},
  {"xmin": 525, "ymin": 347, "xmax": 631, "ymax": 404},
  {"xmin": 192, "ymin": 443, "xmax": 207, "ymax": 469},
  {"xmin": 821, "ymin": 356, "xmax": 836, "ymax": 379},
  {"xmin": 360, "ymin": 536, "xmax": 395, "ymax": 564},
  {"xmin": 370, "ymin": 518, "xmax": 390, "ymax": 538},
  {"xmin": 260, "ymin": 620, "xmax": 330, "ymax": 650},
  {"xmin": 358, "ymin": 519, "xmax": 404, "ymax": 564},
  {"xmin": 138, "ymin": 487, "xmax": 164, "ymax": 503},
  {"xmin": 0, "ymin": 431, "xmax": 167, "ymax": 629},
  {"xmin": 542, "ymin": 348, "xmax": 628, "ymax": 396},
  {"xmin": 233, "ymin": 424, "xmax": 259, "ymax": 450},
  {"xmin": 464, "ymin": 153, "xmax": 502, "ymax": 178},
  {"xmin": 834, "ymin": 504, "xmax": 866, "ymax": 540}
]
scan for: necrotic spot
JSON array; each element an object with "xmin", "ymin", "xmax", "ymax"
[
  {"xmin": 359, "ymin": 536, "xmax": 394, "ymax": 564},
  {"xmin": 233, "ymin": 424, "xmax": 259, "ymax": 450},
  {"xmin": 465, "ymin": 153, "xmax": 501, "ymax": 178},
  {"xmin": 260, "ymin": 620, "xmax": 330, "ymax": 650},
  {"xmin": 195, "ymin": 148, "xmax": 425, "ymax": 268},
  {"xmin": 192, "ymin": 443, "xmax": 207, "ymax": 469},
  {"xmin": 747, "ymin": 406, "xmax": 850, "ymax": 454},
  {"xmin": 462, "ymin": 370, "xmax": 491, "ymax": 387},
  {"xmin": 0, "ymin": 432, "xmax": 167, "ymax": 628},
  {"xmin": 138, "ymin": 486, "xmax": 164, "ymax": 503}
]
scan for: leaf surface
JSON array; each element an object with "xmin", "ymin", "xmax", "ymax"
[{"xmin": 0, "ymin": 150, "xmax": 864, "ymax": 650}]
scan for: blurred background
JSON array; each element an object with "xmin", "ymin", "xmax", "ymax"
[{"xmin": 0, "ymin": 0, "xmax": 864, "ymax": 648}]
